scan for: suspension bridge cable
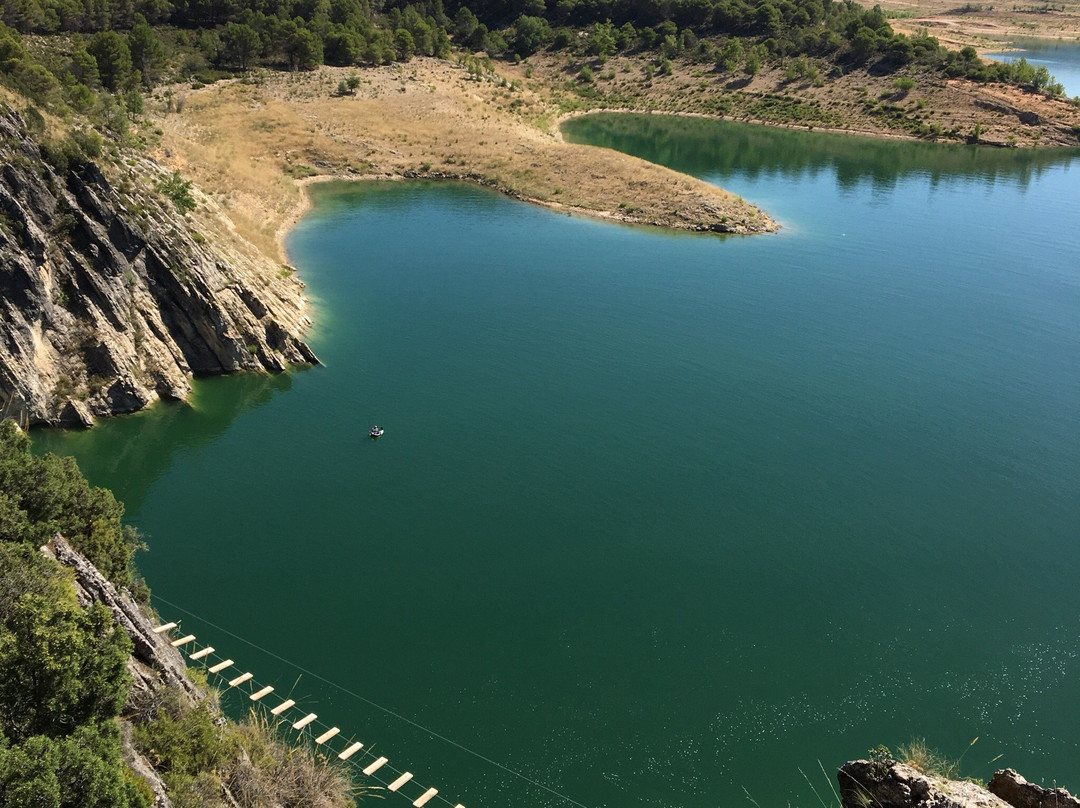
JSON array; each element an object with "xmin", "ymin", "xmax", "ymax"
[
  {"xmin": 151, "ymin": 593, "xmax": 591, "ymax": 808},
  {"xmin": 170, "ymin": 627, "xmax": 459, "ymax": 808}
]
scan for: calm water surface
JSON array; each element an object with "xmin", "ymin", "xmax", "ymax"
[
  {"xmin": 35, "ymin": 116, "xmax": 1080, "ymax": 808},
  {"xmin": 986, "ymin": 38, "xmax": 1080, "ymax": 97}
]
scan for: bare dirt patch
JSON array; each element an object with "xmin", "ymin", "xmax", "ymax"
[
  {"xmin": 150, "ymin": 59, "xmax": 776, "ymax": 264},
  {"xmin": 875, "ymin": 0, "xmax": 1080, "ymax": 49}
]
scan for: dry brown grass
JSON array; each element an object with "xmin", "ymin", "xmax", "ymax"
[
  {"xmin": 223, "ymin": 711, "xmax": 366, "ymax": 808},
  {"xmin": 149, "ymin": 49, "xmax": 1080, "ymax": 271},
  {"xmin": 876, "ymin": 0, "xmax": 1080, "ymax": 48},
  {"xmin": 150, "ymin": 59, "xmax": 777, "ymax": 263}
]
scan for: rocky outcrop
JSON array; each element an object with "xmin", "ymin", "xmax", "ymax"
[
  {"xmin": 839, "ymin": 761, "xmax": 1012, "ymax": 808},
  {"xmin": 41, "ymin": 534, "xmax": 201, "ymax": 806},
  {"xmin": 41, "ymin": 535, "xmax": 200, "ymax": 705},
  {"xmin": 121, "ymin": 721, "xmax": 173, "ymax": 808},
  {"xmin": 839, "ymin": 761, "xmax": 1078, "ymax": 808},
  {"xmin": 0, "ymin": 106, "xmax": 317, "ymax": 427},
  {"xmin": 989, "ymin": 769, "xmax": 1080, "ymax": 808}
]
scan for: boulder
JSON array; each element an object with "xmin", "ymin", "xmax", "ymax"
[
  {"xmin": 989, "ymin": 769, "xmax": 1080, "ymax": 808},
  {"xmin": 839, "ymin": 760, "xmax": 1011, "ymax": 808}
]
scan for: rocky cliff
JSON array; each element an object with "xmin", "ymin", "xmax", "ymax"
[{"xmin": 0, "ymin": 105, "xmax": 317, "ymax": 427}]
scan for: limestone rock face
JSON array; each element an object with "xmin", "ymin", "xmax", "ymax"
[
  {"xmin": 989, "ymin": 769, "xmax": 1080, "ymax": 808},
  {"xmin": 41, "ymin": 535, "xmax": 200, "ymax": 704},
  {"xmin": 839, "ymin": 761, "xmax": 1012, "ymax": 808},
  {"xmin": 0, "ymin": 107, "xmax": 317, "ymax": 426}
]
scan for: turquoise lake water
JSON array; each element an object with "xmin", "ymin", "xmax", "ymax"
[
  {"xmin": 986, "ymin": 39, "xmax": 1080, "ymax": 98},
  {"xmin": 34, "ymin": 116, "xmax": 1080, "ymax": 808}
]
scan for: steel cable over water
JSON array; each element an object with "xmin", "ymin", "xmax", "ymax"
[{"xmin": 151, "ymin": 593, "xmax": 591, "ymax": 808}]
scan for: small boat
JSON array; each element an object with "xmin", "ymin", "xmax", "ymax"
[{"xmin": 369, "ymin": 425, "xmax": 384, "ymax": 438}]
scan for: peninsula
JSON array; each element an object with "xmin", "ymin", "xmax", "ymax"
[{"xmin": 3, "ymin": 0, "xmax": 1080, "ymax": 424}]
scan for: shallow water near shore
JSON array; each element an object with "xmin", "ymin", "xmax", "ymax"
[{"xmin": 35, "ymin": 117, "xmax": 1080, "ymax": 808}]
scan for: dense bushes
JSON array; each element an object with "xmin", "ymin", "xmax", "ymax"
[
  {"xmin": 0, "ymin": 420, "xmax": 142, "ymax": 586},
  {"xmin": 0, "ymin": 540, "xmax": 145, "ymax": 808},
  {"xmin": 0, "ymin": 423, "xmax": 141, "ymax": 804},
  {"xmin": 0, "ymin": 420, "xmax": 359, "ymax": 807}
]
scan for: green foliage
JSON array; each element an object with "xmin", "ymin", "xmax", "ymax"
[
  {"xmin": 15, "ymin": 62, "xmax": 59, "ymax": 103},
  {"xmin": 218, "ymin": 22, "xmax": 260, "ymax": 69},
  {"xmin": 748, "ymin": 93, "xmax": 839, "ymax": 125},
  {"xmin": 129, "ymin": 14, "xmax": 166, "ymax": 86},
  {"xmin": 135, "ymin": 701, "xmax": 224, "ymax": 777},
  {"xmin": 0, "ymin": 542, "xmax": 144, "ymax": 808},
  {"xmin": 867, "ymin": 744, "xmax": 893, "ymax": 778},
  {"xmin": 892, "ymin": 76, "xmax": 915, "ymax": 94},
  {"xmin": 744, "ymin": 44, "xmax": 765, "ymax": 76},
  {"xmin": 286, "ymin": 27, "xmax": 323, "ymax": 70},
  {"xmin": 0, "ymin": 721, "xmax": 147, "ymax": 808},
  {"xmin": 0, "ymin": 583, "xmax": 131, "ymax": 739},
  {"xmin": 587, "ymin": 19, "xmax": 617, "ymax": 61},
  {"xmin": 157, "ymin": 170, "xmax": 196, "ymax": 213},
  {"xmin": 512, "ymin": 14, "xmax": 551, "ymax": 57},
  {"xmin": 87, "ymin": 30, "xmax": 133, "ymax": 92},
  {"xmin": 0, "ymin": 421, "xmax": 139, "ymax": 586},
  {"xmin": 717, "ymin": 37, "xmax": 743, "ymax": 73}
]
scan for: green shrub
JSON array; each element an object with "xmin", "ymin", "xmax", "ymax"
[
  {"xmin": 0, "ymin": 421, "xmax": 140, "ymax": 586},
  {"xmin": 157, "ymin": 171, "xmax": 195, "ymax": 214}
]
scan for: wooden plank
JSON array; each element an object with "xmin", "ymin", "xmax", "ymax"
[
  {"xmin": 362, "ymin": 757, "xmax": 388, "ymax": 776},
  {"xmin": 152, "ymin": 622, "xmax": 177, "ymax": 634},
  {"xmin": 208, "ymin": 659, "xmax": 234, "ymax": 674},
  {"xmin": 413, "ymin": 788, "xmax": 439, "ymax": 807},
  {"xmin": 315, "ymin": 727, "xmax": 340, "ymax": 744},
  {"xmin": 249, "ymin": 685, "xmax": 274, "ymax": 701},
  {"xmin": 291, "ymin": 713, "xmax": 318, "ymax": 730},
  {"xmin": 169, "ymin": 634, "xmax": 196, "ymax": 647},
  {"xmin": 270, "ymin": 699, "xmax": 295, "ymax": 716},
  {"xmin": 228, "ymin": 672, "xmax": 253, "ymax": 687},
  {"xmin": 338, "ymin": 742, "xmax": 363, "ymax": 761},
  {"xmin": 387, "ymin": 772, "xmax": 413, "ymax": 792},
  {"xmin": 189, "ymin": 646, "xmax": 214, "ymax": 661}
]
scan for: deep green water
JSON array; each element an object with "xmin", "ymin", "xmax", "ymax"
[{"xmin": 34, "ymin": 116, "xmax": 1080, "ymax": 808}]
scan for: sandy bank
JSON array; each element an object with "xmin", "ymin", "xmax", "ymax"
[{"xmin": 151, "ymin": 59, "xmax": 776, "ymax": 266}]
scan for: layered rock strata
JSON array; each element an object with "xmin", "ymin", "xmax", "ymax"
[{"xmin": 1, "ymin": 107, "xmax": 316, "ymax": 427}]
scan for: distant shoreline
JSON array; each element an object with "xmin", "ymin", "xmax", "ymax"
[{"xmin": 155, "ymin": 41, "xmax": 1079, "ymax": 270}]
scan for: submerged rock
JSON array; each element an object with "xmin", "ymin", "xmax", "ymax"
[{"xmin": 0, "ymin": 106, "xmax": 317, "ymax": 426}]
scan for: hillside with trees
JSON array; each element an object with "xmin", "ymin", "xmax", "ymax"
[
  {"xmin": 1, "ymin": 0, "xmax": 1075, "ymax": 126},
  {"xmin": 0, "ymin": 420, "xmax": 355, "ymax": 807}
]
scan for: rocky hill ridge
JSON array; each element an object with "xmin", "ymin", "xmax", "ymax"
[{"xmin": 0, "ymin": 106, "xmax": 316, "ymax": 427}]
